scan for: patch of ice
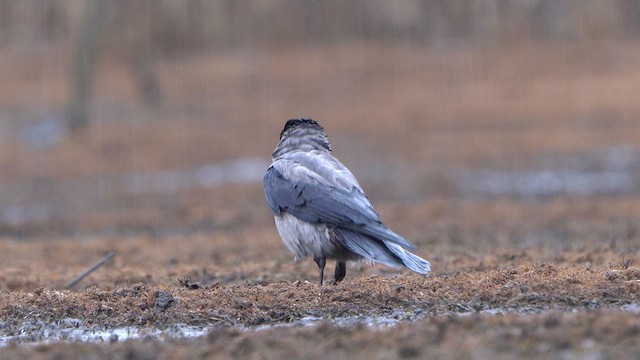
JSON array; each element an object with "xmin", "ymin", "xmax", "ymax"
[
  {"xmin": 20, "ymin": 115, "xmax": 67, "ymax": 151},
  {"xmin": 0, "ymin": 311, "xmax": 416, "ymax": 347},
  {"xmin": 620, "ymin": 303, "xmax": 640, "ymax": 313},
  {"xmin": 455, "ymin": 169, "xmax": 635, "ymax": 198},
  {"xmin": 2, "ymin": 304, "xmax": 640, "ymax": 347},
  {"xmin": 247, "ymin": 310, "xmax": 418, "ymax": 332},
  {"xmin": 124, "ymin": 158, "xmax": 269, "ymax": 194},
  {"xmin": 0, "ymin": 204, "xmax": 52, "ymax": 227},
  {"xmin": 0, "ymin": 319, "xmax": 212, "ymax": 347},
  {"xmin": 454, "ymin": 144, "xmax": 640, "ymax": 198}
]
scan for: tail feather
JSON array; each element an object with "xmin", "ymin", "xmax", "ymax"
[
  {"xmin": 335, "ymin": 228, "xmax": 431, "ymax": 275},
  {"xmin": 334, "ymin": 228, "xmax": 403, "ymax": 269},
  {"xmin": 384, "ymin": 243, "xmax": 431, "ymax": 274}
]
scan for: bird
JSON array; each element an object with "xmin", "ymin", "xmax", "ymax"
[{"xmin": 263, "ymin": 118, "xmax": 431, "ymax": 285}]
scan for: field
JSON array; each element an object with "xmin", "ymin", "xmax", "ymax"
[{"xmin": 1, "ymin": 41, "xmax": 640, "ymax": 358}]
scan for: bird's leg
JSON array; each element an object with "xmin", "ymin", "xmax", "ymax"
[
  {"xmin": 314, "ymin": 257, "xmax": 326, "ymax": 285},
  {"xmin": 334, "ymin": 261, "xmax": 346, "ymax": 285}
]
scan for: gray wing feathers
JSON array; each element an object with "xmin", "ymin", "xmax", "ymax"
[
  {"xmin": 263, "ymin": 165, "xmax": 299, "ymax": 215},
  {"xmin": 264, "ymin": 165, "xmax": 416, "ymax": 250}
]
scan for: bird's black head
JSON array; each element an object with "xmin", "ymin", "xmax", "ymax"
[
  {"xmin": 272, "ymin": 118, "xmax": 332, "ymax": 158},
  {"xmin": 280, "ymin": 118, "xmax": 324, "ymax": 139}
]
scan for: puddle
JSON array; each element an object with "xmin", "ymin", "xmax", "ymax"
[
  {"xmin": 3, "ymin": 304, "xmax": 639, "ymax": 347},
  {"xmin": 123, "ymin": 158, "xmax": 269, "ymax": 194},
  {"xmin": 454, "ymin": 144, "xmax": 640, "ymax": 198},
  {"xmin": 247, "ymin": 310, "xmax": 416, "ymax": 332},
  {"xmin": 0, "ymin": 311, "xmax": 415, "ymax": 347},
  {"xmin": 0, "ymin": 319, "xmax": 211, "ymax": 347},
  {"xmin": 0, "ymin": 157, "xmax": 269, "ymax": 229},
  {"xmin": 455, "ymin": 169, "xmax": 636, "ymax": 198},
  {"xmin": 620, "ymin": 303, "xmax": 640, "ymax": 313},
  {"xmin": 20, "ymin": 116, "xmax": 67, "ymax": 152}
]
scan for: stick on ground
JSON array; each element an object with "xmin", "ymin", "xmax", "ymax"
[{"xmin": 64, "ymin": 252, "xmax": 115, "ymax": 289}]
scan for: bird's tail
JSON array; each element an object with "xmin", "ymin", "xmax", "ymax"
[
  {"xmin": 335, "ymin": 228, "xmax": 404, "ymax": 269},
  {"xmin": 335, "ymin": 228, "xmax": 431, "ymax": 275},
  {"xmin": 384, "ymin": 243, "xmax": 431, "ymax": 274}
]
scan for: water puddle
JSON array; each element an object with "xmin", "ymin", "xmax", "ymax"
[
  {"xmin": 0, "ymin": 319, "xmax": 211, "ymax": 347},
  {"xmin": 455, "ymin": 169, "xmax": 635, "ymax": 198},
  {"xmin": 247, "ymin": 311, "xmax": 414, "ymax": 332},
  {"xmin": 0, "ymin": 311, "xmax": 414, "ymax": 347},
  {"xmin": 3, "ymin": 304, "xmax": 639, "ymax": 347},
  {"xmin": 454, "ymin": 144, "xmax": 640, "ymax": 198},
  {"xmin": 620, "ymin": 303, "xmax": 640, "ymax": 313},
  {"xmin": 0, "ymin": 157, "xmax": 269, "ymax": 229},
  {"xmin": 123, "ymin": 158, "xmax": 269, "ymax": 194}
]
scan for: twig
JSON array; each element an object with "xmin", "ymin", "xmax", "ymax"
[{"xmin": 65, "ymin": 252, "xmax": 115, "ymax": 289}]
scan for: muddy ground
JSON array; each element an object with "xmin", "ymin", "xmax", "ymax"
[
  {"xmin": 0, "ymin": 226, "xmax": 639, "ymax": 359},
  {"xmin": 1, "ymin": 42, "xmax": 640, "ymax": 358}
]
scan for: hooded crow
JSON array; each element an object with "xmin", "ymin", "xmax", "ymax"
[{"xmin": 264, "ymin": 119, "xmax": 431, "ymax": 285}]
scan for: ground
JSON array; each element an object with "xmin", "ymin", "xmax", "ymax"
[{"xmin": 0, "ymin": 41, "xmax": 639, "ymax": 358}]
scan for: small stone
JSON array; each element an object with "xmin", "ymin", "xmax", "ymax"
[
  {"xmin": 606, "ymin": 270, "xmax": 620, "ymax": 281},
  {"xmin": 154, "ymin": 291, "xmax": 175, "ymax": 312}
]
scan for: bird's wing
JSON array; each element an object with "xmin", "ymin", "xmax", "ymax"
[{"xmin": 264, "ymin": 152, "xmax": 416, "ymax": 251}]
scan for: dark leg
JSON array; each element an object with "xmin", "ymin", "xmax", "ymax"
[
  {"xmin": 334, "ymin": 261, "xmax": 346, "ymax": 285},
  {"xmin": 314, "ymin": 257, "xmax": 326, "ymax": 285}
]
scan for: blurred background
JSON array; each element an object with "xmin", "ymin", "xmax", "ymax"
[{"xmin": 0, "ymin": 0, "xmax": 639, "ymax": 251}]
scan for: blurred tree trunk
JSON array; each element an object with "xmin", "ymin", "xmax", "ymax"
[
  {"xmin": 126, "ymin": 0, "xmax": 162, "ymax": 108},
  {"xmin": 621, "ymin": 0, "xmax": 640, "ymax": 35},
  {"xmin": 130, "ymin": 49, "xmax": 162, "ymax": 107},
  {"xmin": 67, "ymin": 0, "xmax": 105, "ymax": 132}
]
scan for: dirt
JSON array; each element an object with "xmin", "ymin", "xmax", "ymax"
[{"xmin": 1, "ymin": 41, "xmax": 640, "ymax": 358}]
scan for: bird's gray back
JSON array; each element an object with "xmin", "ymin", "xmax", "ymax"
[
  {"xmin": 276, "ymin": 150, "xmax": 363, "ymax": 192},
  {"xmin": 264, "ymin": 151, "xmax": 417, "ymax": 251}
]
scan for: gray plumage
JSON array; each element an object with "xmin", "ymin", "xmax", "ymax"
[{"xmin": 264, "ymin": 119, "xmax": 431, "ymax": 285}]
